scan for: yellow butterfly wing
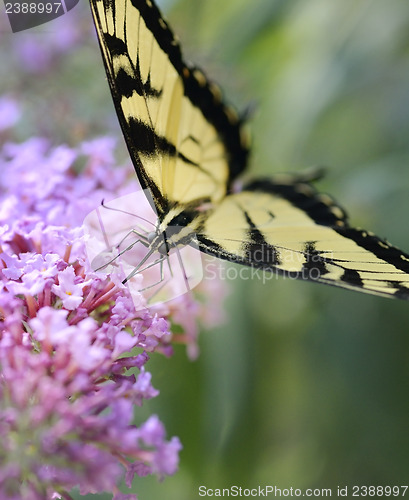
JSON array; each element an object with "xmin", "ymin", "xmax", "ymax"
[
  {"xmin": 90, "ymin": 0, "xmax": 249, "ymax": 217},
  {"xmin": 197, "ymin": 176, "xmax": 409, "ymax": 299}
]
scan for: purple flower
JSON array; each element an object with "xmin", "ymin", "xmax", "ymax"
[
  {"xmin": 51, "ymin": 266, "xmax": 91, "ymax": 310},
  {"xmin": 135, "ymin": 415, "xmax": 183, "ymax": 476},
  {"xmin": 0, "ymin": 131, "xmax": 227, "ymax": 499},
  {"xmin": 0, "ymin": 280, "xmax": 178, "ymax": 498}
]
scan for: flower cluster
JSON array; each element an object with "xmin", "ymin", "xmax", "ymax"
[{"xmin": 0, "ymin": 132, "xmax": 226, "ymax": 499}]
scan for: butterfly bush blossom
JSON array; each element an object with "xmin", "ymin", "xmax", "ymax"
[{"xmin": 0, "ymin": 132, "xmax": 226, "ymax": 499}]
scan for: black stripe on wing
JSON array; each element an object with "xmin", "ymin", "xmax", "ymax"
[
  {"xmin": 240, "ymin": 210, "xmax": 281, "ymax": 269},
  {"xmin": 335, "ymin": 226, "xmax": 409, "ymax": 274},
  {"xmin": 244, "ymin": 178, "xmax": 348, "ymax": 227},
  {"xmin": 127, "ymin": 118, "xmax": 197, "ymax": 166}
]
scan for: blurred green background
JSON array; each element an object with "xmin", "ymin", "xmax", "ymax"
[{"xmin": 2, "ymin": 0, "xmax": 409, "ymax": 498}]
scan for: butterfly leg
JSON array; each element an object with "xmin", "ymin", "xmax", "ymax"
[{"xmin": 93, "ymin": 229, "xmax": 150, "ymax": 272}]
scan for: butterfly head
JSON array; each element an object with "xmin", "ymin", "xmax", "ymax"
[{"xmin": 150, "ymin": 206, "xmax": 202, "ymax": 255}]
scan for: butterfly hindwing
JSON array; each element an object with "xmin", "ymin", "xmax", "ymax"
[{"xmin": 197, "ymin": 176, "xmax": 409, "ymax": 299}]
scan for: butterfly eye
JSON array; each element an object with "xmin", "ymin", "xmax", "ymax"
[{"xmin": 170, "ymin": 211, "xmax": 194, "ymax": 227}]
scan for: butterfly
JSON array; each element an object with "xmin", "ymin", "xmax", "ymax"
[{"xmin": 89, "ymin": 0, "xmax": 409, "ymax": 300}]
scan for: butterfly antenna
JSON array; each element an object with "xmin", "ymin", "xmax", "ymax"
[{"xmin": 100, "ymin": 198, "xmax": 157, "ymax": 231}]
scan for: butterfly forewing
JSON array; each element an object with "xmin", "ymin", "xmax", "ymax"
[{"xmin": 90, "ymin": 0, "xmax": 248, "ymax": 215}]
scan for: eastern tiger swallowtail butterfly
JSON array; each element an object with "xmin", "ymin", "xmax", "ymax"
[{"xmin": 89, "ymin": 0, "xmax": 409, "ymax": 300}]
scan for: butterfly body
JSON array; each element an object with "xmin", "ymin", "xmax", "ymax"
[
  {"xmin": 150, "ymin": 205, "xmax": 202, "ymax": 255},
  {"xmin": 90, "ymin": 0, "xmax": 409, "ymax": 300}
]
